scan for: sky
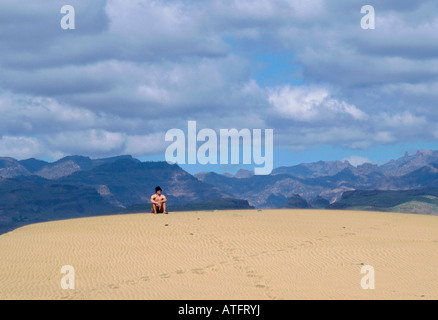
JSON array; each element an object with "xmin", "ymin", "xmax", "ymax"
[{"xmin": 1, "ymin": 0, "xmax": 438, "ymax": 174}]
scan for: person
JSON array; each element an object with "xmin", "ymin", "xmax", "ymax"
[{"xmin": 151, "ymin": 186, "xmax": 168, "ymax": 214}]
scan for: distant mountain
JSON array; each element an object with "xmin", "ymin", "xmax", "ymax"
[
  {"xmin": 91, "ymin": 155, "xmax": 136, "ymax": 168},
  {"xmin": 280, "ymin": 195, "xmax": 330, "ymax": 209},
  {"xmin": 380, "ymin": 150, "xmax": 438, "ymax": 176},
  {"xmin": 233, "ymin": 169, "xmax": 255, "ymax": 179},
  {"xmin": 217, "ymin": 169, "xmax": 254, "ymax": 179},
  {"xmin": 61, "ymin": 158, "xmax": 228, "ymax": 207},
  {"xmin": 0, "ymin": 157, "xmax": 231, "ymax": 234},
  {"xmin": 31, "ymin": 155, "xmax": 138, "ymax": 180},
  {"xmin": 309, "ymin": 196, "xmax": 330, "ymax": 209},
  {"xmin": 195, "ymin": 171, "xmax": 324, "ymax": 208},
  {"xmin": 0, "ymin": 158, "xmax": 30, "ymax": 178},
  {"xmin": 283, "ymin": 194, "xmax": 310, "ymax": 209},
  {"xmin": 196, "ymin": 164, "xmax": 387, "ymax": 207},
  {"xmin": 264, "ymin": 194, "xmax": 288, "ymax": 208},
  {"xmin": 371, "ymin": 161, "xmax": 438, "ymax": 191},
  {"xmin": 19, "ymin": 158, "xmax": 49, "ymax": 173},
  {"xmin": 35, "ymin": 156, "xmax": 94, "ymax": 179},
  {"xmin": 272, "ymin": 160, "xmax": 352, "ymax": 179},
  {"xmin": 0, "ymin": 175, "xmax": 115, "ymax": 234},
  {"xmin": 13, "ymin": 155, "xmax": 138, "ymax": 180},
  {"xmin": 328, "ymin": 188, "xmax": 438, "ymax": 215},
  {"xmin": 197, "ymin": 151, "xmax": 438, "ymax": 208},
  {"xmin": 2, "ymin": 149, "xmax": 438, "ymax": 234}
]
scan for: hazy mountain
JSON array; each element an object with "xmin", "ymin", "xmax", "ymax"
[
  {"xmin": 380, "ymin": 150, "xmax": 438, "ymax": 177},
  {"xmin": 19, "ymin": 158, "xmax": 49, "ymax": 173},
  {"xmin": 0, "ymin": 157, "xmax": 232, "ymax": 234},
  {"xmin": 272, "ymin": 160, "xmax": 352, "ymax": 179},
  {"xmin": 196, "ymin": 165, "xmax": 387, "ymax": 207},
  {"xmin": 0, "ymin": 158, "xmax": 30, "ymax": 178},
  {"xmin": 196, "ymin": 171, "xmax": 325, "ymax": 207},
  {"xmin": 0, "ymin": 175, "xmax": 115, "ymax": 234},
  {"xmin": 25, "ymin": 155, "xmax": 137, "ymax": 180},
  {"xmin": 91, "ymin": 155, "xmax": 135, "ymax": 167},
  {"xmin": 309, "ymin": 196, "xmax": 330, "ymax": 209},
  {"xmin": 60, "ymin": 158, "xmax": 228, "ymax": 207},
  {"xmin": 328, "ymin": 188, "xmax": 438, "ymax": 215},
  {"xmin": 218, "ymin": 169, "xmax": 254, "ymax": 179},
  {"xmin": 305, "ymin": 164, "xmax": 386, "ymax": 191},
  {"xmin": 2, "ymin": 149, "xmax": 438, "ymax": 234},
  {"xmin": 378, "ymin": 163, "xmax": 438, "ymax": 190},
  {"xmin": 283, "ymin": 194, "xmax": 310, "ymax": 209},
  {"xmin": 35, "ymin": 156, "xmax": 95, "ymax": 179},
  {"xmin": 233, "ymin": 169, "xmax": 255, "ymax": 179},
  {"xmin": 264, "ymin": 194, "xmax": 288, "ymax": 208},
  {"xmin": 197, "ymin": 151, "xmax": 438, "ymax": 207}
]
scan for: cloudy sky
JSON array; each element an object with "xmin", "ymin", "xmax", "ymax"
[{"xmin": 1, "ymin": 0, "xmax": 438, "ymax": 173}]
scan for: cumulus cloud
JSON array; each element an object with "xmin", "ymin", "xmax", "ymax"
[
  {"xmin": 0, "ymin": 0, "xmax": 437, "ymax": 161},
  {"xmin": 268, "ymin": 85, "xmax": 368, "ymax": 121},
  {"xmin": 0, "ymin": 136, "xmax": 42, "ymax": 160}
]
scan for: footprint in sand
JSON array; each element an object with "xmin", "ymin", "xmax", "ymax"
[
  {"xmin": 206, "ymin": 264, "xmax": 217, "ymax": 271},
  {"xmin": 191, "ymin": 268, "xmax": 206, "ymax": 275},
  {"xmin": 246, "ymin": 270, "xmax": 258, "ymax": 278}
]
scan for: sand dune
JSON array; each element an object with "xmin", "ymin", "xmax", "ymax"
[{"xmin": 0, "ymin": 209, "xmax": 437, "ymax": 300}]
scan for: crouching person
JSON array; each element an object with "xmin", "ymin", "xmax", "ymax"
[{"xmin": 151, "ymin": 186, "xmax": 168, "ymax": 214}]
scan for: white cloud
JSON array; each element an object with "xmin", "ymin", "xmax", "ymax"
[
  {"xmin": 124, "ymin": 133, "xmax": 166, "ymax": 156},
  {"xmin": 44, "ymin": 130, "xmax": 126, "ymax": 155},
  {"xmin": 343, "ymin": 155, "xmax": 370, "ymax": 167},
  {"xmin": 0, "ymin": 136, "xmax": 41, "ymax": 160},
  {"xmin": 380, "ymin": 112, "xmax": 426, "ymax": 127},
  {"xmin": 373, "ymin": 131, "xmax": 396, "ymax": 144},
  {"xmin": 268, "ymin": 85, "xmax": 368, "ymax": 121},
  {"xmin": 0, "ymin": 0, "xmax": 438, "ymax": 160},
  {"xmin": 42, "ymin": 129, "xmax": 169, "ymax": 159}
]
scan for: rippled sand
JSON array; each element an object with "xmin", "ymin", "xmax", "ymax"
[{"xmin": 0, "ymin": 209, "xmax": 437, "ymax": 300}]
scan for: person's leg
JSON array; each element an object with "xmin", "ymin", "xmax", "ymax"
[
  {"xmin": 162, "ymin": 203, "xmax": 168, "ymax": 214},
  {"xmin": 151, "ymin": 204, "xmax": 157, "ymax": 214}
]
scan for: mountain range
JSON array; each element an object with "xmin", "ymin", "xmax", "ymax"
[
  {"xmin": 196, "ymin": 149, "xmax": 438, "ymax": 207},
  {"xmin": 1, "ymin": 149, "xmax": 438, "ymax": 234}
]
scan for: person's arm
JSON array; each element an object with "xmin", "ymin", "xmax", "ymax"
[
  {"xmin": 157, "ymin": 195, "xmax": 167, "ymax": 204},
  {"xmin": 151, "ymin": 195, "xmax": 157, "ymax": 205}
]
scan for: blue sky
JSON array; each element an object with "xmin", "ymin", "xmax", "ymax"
[{"xmin": 1, "ymin": 0, "xmax": 438, "ymax": 174}]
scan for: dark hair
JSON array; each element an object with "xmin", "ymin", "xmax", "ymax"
[{"xmin": 155, "ymin": 186, "xmax": 162, "ymax": 192}]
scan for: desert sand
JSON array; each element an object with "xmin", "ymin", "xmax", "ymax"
[{"xmin": 0, "ymin": 209, "xmax": 437, "ymax": 300}]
